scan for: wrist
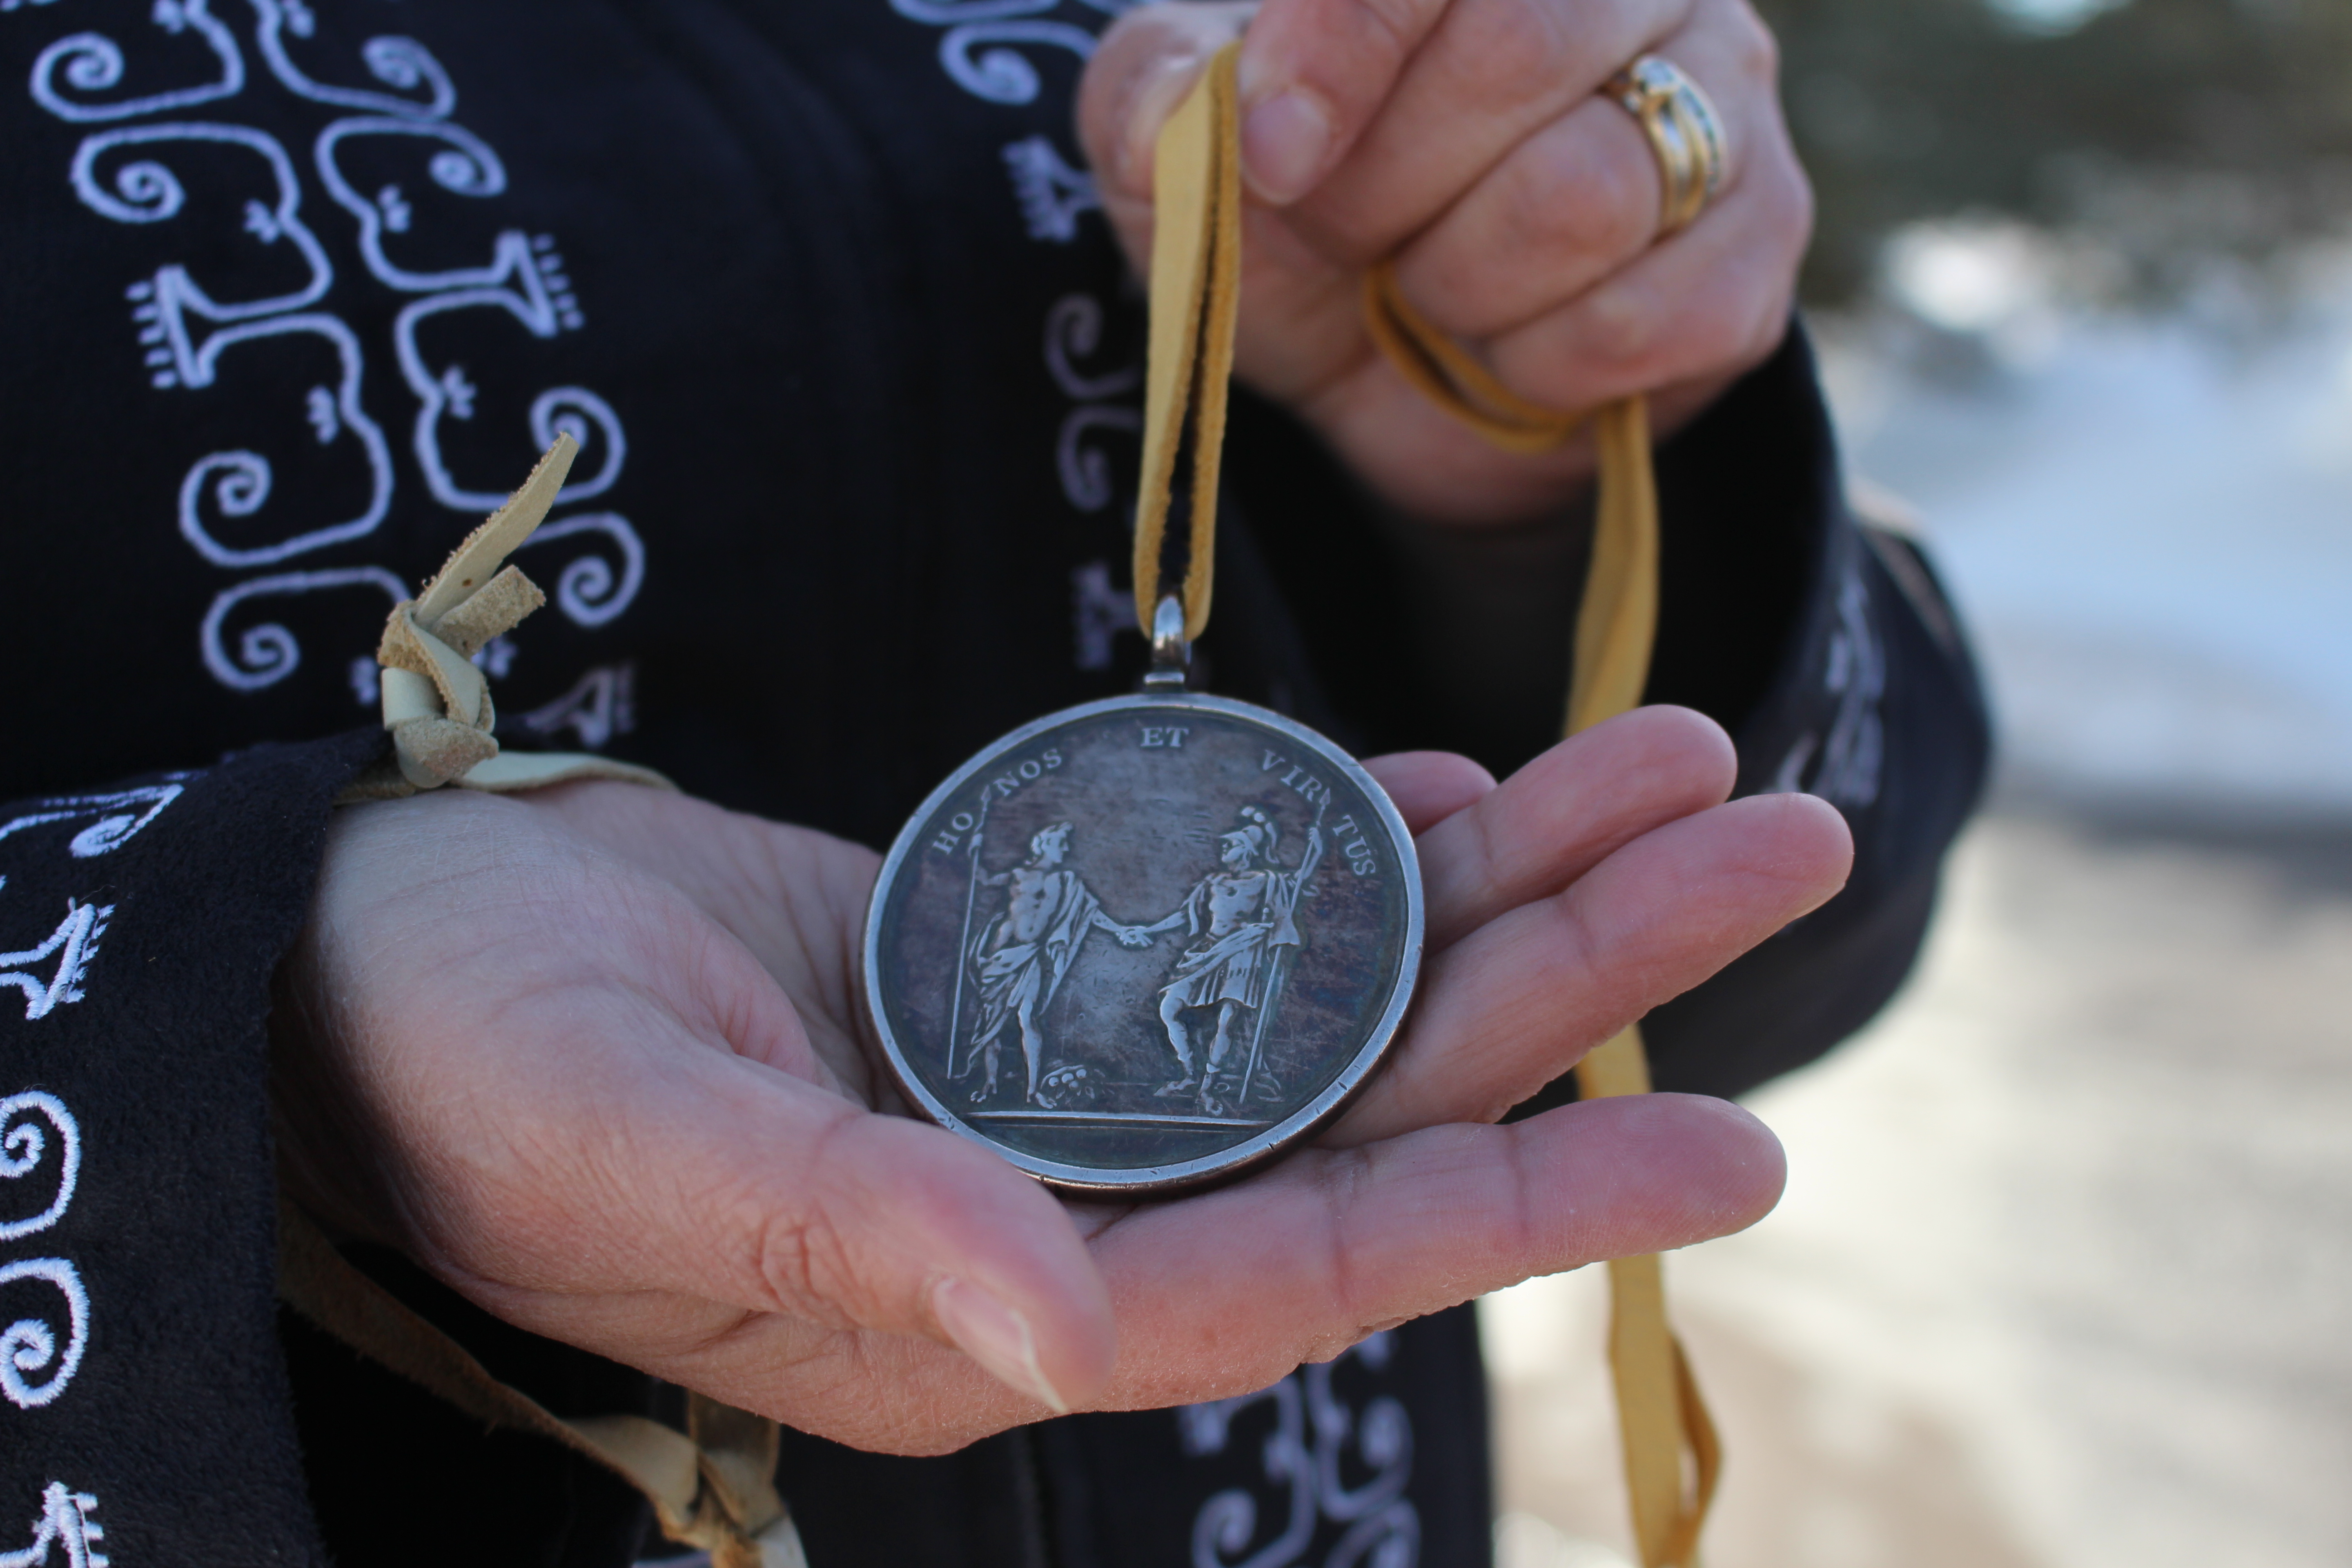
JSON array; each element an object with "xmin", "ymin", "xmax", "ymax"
[{"xmin": 268, "ymin": 917, "xmax": 405, "ymax": 1251}]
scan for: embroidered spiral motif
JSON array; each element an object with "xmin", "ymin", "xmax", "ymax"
[
  {"xmin": 0, "ymin": 1097, "xmax": 87, "ymax": 1411},
  {"xmin": 887, "ymin": 0, "xmax": 1118, "ymax": 106},
  {"xmin": 179, "ymin": 449, "xmax": 273, "ymax": 549},
  {"xmin": 523, "ymin": 514, "xmax": 646, "ymax": 629},
  {"xmin": 1046, "ymin": 294, "xmax": 1142, "ymax": 513},
  {"xmin": 36, "ymin": 34, "xmax": 128, "ymax": 98},
  {"xmin": 0, "ymin": 1096, "xmax": 78, "ymax": 1246},
  {"xmin": 358, "ymin": 36, "xmax": 455, "ymax": 114},
  {"xmin": 0, "ymin": 1260, "xmax": 89, "ymax": 1412},
  {"xmin": 32, "ymin": 3, "xmax": 246, "ymax": 124},
  {"xmin": 1177, "ymin": 1334, "xmax": 1421, "ymax": 1568},
  {"xmin": 199, "ymin": 568, "xmax": 407, "ymax": 691},
  {"xmin": 529, "ymin": 388, "xmax": 627, "ymax": 502},
  {"xmin": 249, "ymin": 0, "xmax": 456, "ymax": 119},
  {"xmin": 74, "ymin": 152, "xmax": 184, "ymax": 224},
  {"xmin": 69, "ymin": 817, "xmax": 150, "ymax": 861},
  {"xmin": 1045, "ymin": 295, "xmax": 1139, "ymax": 402},
  {"xmin": 23, "ymin": 0, "xmax": 645, "ymax": 696}
]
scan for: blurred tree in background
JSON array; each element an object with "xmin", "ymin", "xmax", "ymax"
[{"xmin": 1759, "ymin": 0, "xmax": 2352, "ymax": 306}]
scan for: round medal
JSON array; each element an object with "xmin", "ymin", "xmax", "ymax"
[{"xmin": 863, "ymin": 692, "xmax": 1423, "ymax": 1196}]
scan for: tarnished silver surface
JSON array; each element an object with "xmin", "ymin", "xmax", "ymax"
[{"xmin": 864, "ymin": 693, "xmax": 1423, "ymax": 1195}]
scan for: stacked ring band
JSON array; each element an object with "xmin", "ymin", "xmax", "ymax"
[{"xmin": 1606, "ymin": 55, "xmax": 1729, "ymax": 239}]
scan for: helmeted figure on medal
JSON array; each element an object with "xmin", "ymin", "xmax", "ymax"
[
  {"xmin": 1131, "ymin": 804, "xmax": 1323, "ymax": 1114},
  {"xmin": 956, "ymin": 822, "xmax": 1149, "ymax": 1107}
]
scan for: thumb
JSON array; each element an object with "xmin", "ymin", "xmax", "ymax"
[
  {"xmin": 1078, "ymin": 1, "xmax": 1254, "ymax": 214},
  {"xmin": 655, "ymin": 1066, "xmax": 1119, "ymax": 1413}
]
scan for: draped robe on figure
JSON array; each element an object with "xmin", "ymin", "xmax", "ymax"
[{"xmin": 966, "ymin": 870, "xmax": 1103, "ymax": 1060}]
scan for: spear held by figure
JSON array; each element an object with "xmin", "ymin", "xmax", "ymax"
[
  {"xmin": 943, "ymin": 788, "xmax": 991, "ymax": 1082},
  {"xmin": 1236, "ymin": 792, "xmax": 1326, "ymax": 1108}
]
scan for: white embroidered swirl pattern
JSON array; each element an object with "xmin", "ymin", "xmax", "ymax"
[
  {"xmin": 0, "ymin": 1096, "xmax": 79, "ymax": 1245},
  {"xmin": 29, "ymin": 1, "xmax": 643, "ymax": 697},
  {"xmin": 1176, "ymin": 1333, "xmax": 1421, "ymax": 1568},
  {"xmin": 0, "ymin": 1259, "xmax": 87, "ymax": 1411}
]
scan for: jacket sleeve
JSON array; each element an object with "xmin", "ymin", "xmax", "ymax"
[
  {"xmin": 1635, "ymin": 327, "xmax": 1993, "ymax": 1100},
  {"xmin": 0, "ymin": 735, "xmax": 665, "ymax": 1568},
  {"xmin": 0, "ymin": 733, "xmax": 378, "ymax": 1568},
  {"xmin": 1225, "ymin": 323, "xmax": 1993, "ymax": 1107}
]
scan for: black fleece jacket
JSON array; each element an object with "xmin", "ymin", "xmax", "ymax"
[{"xmin": 0, "ymin": 3, "xmax": 1987, "ymax": 1564}]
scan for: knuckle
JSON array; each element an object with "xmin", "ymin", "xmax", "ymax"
[
  {"xmin": 1576, "ymin": 286, "xmax": 1669, "ymax": 373},
  {"xmin": 1684, "ymin": 277, "xmax": 1767, "ymax": 378},
  {"xmin": 1537, "ymin": 886, "xmax": 1614, "ymax": 1003},
  {"xmin": 1743, "ymin": 279, "xmax": 1796, "ymax": 367},
  {"xmin": 1309, "ymin": 1147, "xmax": 1381, "ymax": 1320},
  {"xmin": 750, "ymin": 1201, "xmax": 827, "ymax": 1313},
  {"xmin": 1490, "ymin": 159, "xmax": 1583, "ymax": 267},
  {"xmin": 744, "ymin": 1125, "xmax": 869, "ymax": 1322},
  {"xmin": 1450, "ymin": 0, "xmax": 1579, "ymax": 107},
  {"xmin": 1771, "ymin": 155, "xmax": 1817, "ymax": 256},
  {"xmin": 1491, "ymin": 122, "xmax": 1650, "ymax": 282}
]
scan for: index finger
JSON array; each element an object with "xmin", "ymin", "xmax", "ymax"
[
  {"xmin": 1372, "ymin": 704, "xmax": 1738, "ymax": 952},
  {"xmin": 1087, "ymin": 1093, "xmax": 1784, "ymax": 1408}
]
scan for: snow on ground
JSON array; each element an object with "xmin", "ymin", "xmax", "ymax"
[{"xmin": 1829, "ymin": 235, "xmax": 2352, "ymax": 819}]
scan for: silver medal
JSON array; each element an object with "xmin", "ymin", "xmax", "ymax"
[
  {"xmin": 864, "ymin": 682, "xmax": 1423, "ymax": 1196},
  {"xmin": 862, "ymin": 52, "xmax": 1423, "ymax": 1193}
]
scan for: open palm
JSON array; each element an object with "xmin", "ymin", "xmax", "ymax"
[{"xmin": 271, "ymin": 705, "xmax": 1847, "ymax": 1454}]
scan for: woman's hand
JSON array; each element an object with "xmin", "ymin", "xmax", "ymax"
[
  {"xmin": 272, "ymin": 706, "xmax": 1848, "ymax": 1454},
  {"xmin": 1077, "ymin": 0, "xmax": 1813, "ymax": 525}
]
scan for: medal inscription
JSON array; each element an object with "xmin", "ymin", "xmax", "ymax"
[{"xmin": 867, "ymin": 696, "xmax": 1422, "ymax": 1193}]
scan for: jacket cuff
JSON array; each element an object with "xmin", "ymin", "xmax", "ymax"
[{"xmin": 0, "ymin": 731, "xmax": 382, "ymax": 1568}]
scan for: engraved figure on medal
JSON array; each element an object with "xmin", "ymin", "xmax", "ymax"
[
  {"xmin": 1133, "ymin": 801, "xmax": 1320, "ymax": 1117},
  {"xmin": 954, "ymin": 820, "xmax": 1152, "ymax": 1109},
  {"xmin": 866, "ymin": 696, "xmax": 1422, "ymax": 1195}
]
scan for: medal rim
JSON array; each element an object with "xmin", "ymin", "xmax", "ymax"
[{"xmin": 862, "ymin": 691, "xmax": 1426, "ymax": 1197}]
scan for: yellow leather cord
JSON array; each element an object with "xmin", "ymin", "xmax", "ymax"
[
  {"xmin": 1360, "ymin": 258, "xmax": 1719, "ymax": 1568},
  {"xmin": 1151, "ymin": 52, "xmax": 1718, "ymax": 1564},
  {"xmin": 1362, "ymin": 262, "xmax": 1589, "ymax": 456},
  {"xmin": 1131, "ymin": 39, "xmax": 1243, "ymax": 643}
]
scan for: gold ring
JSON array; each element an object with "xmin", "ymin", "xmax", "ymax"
[{"xmin": 1605, "ymin": 55, "xmax": 1729, "ymax": 239}]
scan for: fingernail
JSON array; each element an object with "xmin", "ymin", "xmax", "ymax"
[
  {"xmin": 933, "ymin": 1276, "xmax": 1069, "ymax": 1414},
  {"xmin": 1241, "ymin": 88, "xmax": 1332, "ymax": 205}
]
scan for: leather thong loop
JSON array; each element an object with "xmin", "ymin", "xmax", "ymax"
[
  {"xmin": 277, "ymin": 1200, "xmax": 807, "ymax": 1568},
  {"xmin": 1361, "ymin": 260, "xmax": 1592, "ymax": 455},
  {"xmin": 340, "ymin": 433, "xmax": 674, "ymax": 804},
  {"xmin": 1131, "ymin": 39, "xmax": 1243, "ymax": 646},
  {"xmin": 1360, "ymin": 244, "xmax": 1714, "ymax": 1568}
]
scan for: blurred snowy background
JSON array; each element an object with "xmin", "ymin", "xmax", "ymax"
[{"xmin": 1484, "ymin": 2, "xmax": 2352, "ymax": 1565}]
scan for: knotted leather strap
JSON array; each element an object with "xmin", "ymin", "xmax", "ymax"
[
  {"xmin": 341, "ymin": 432, "xmax": 673, "ymax": 802},
  {"xmin": 1361, "ymin": 231, "xmax": 1719, "ymax": 1568}
]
